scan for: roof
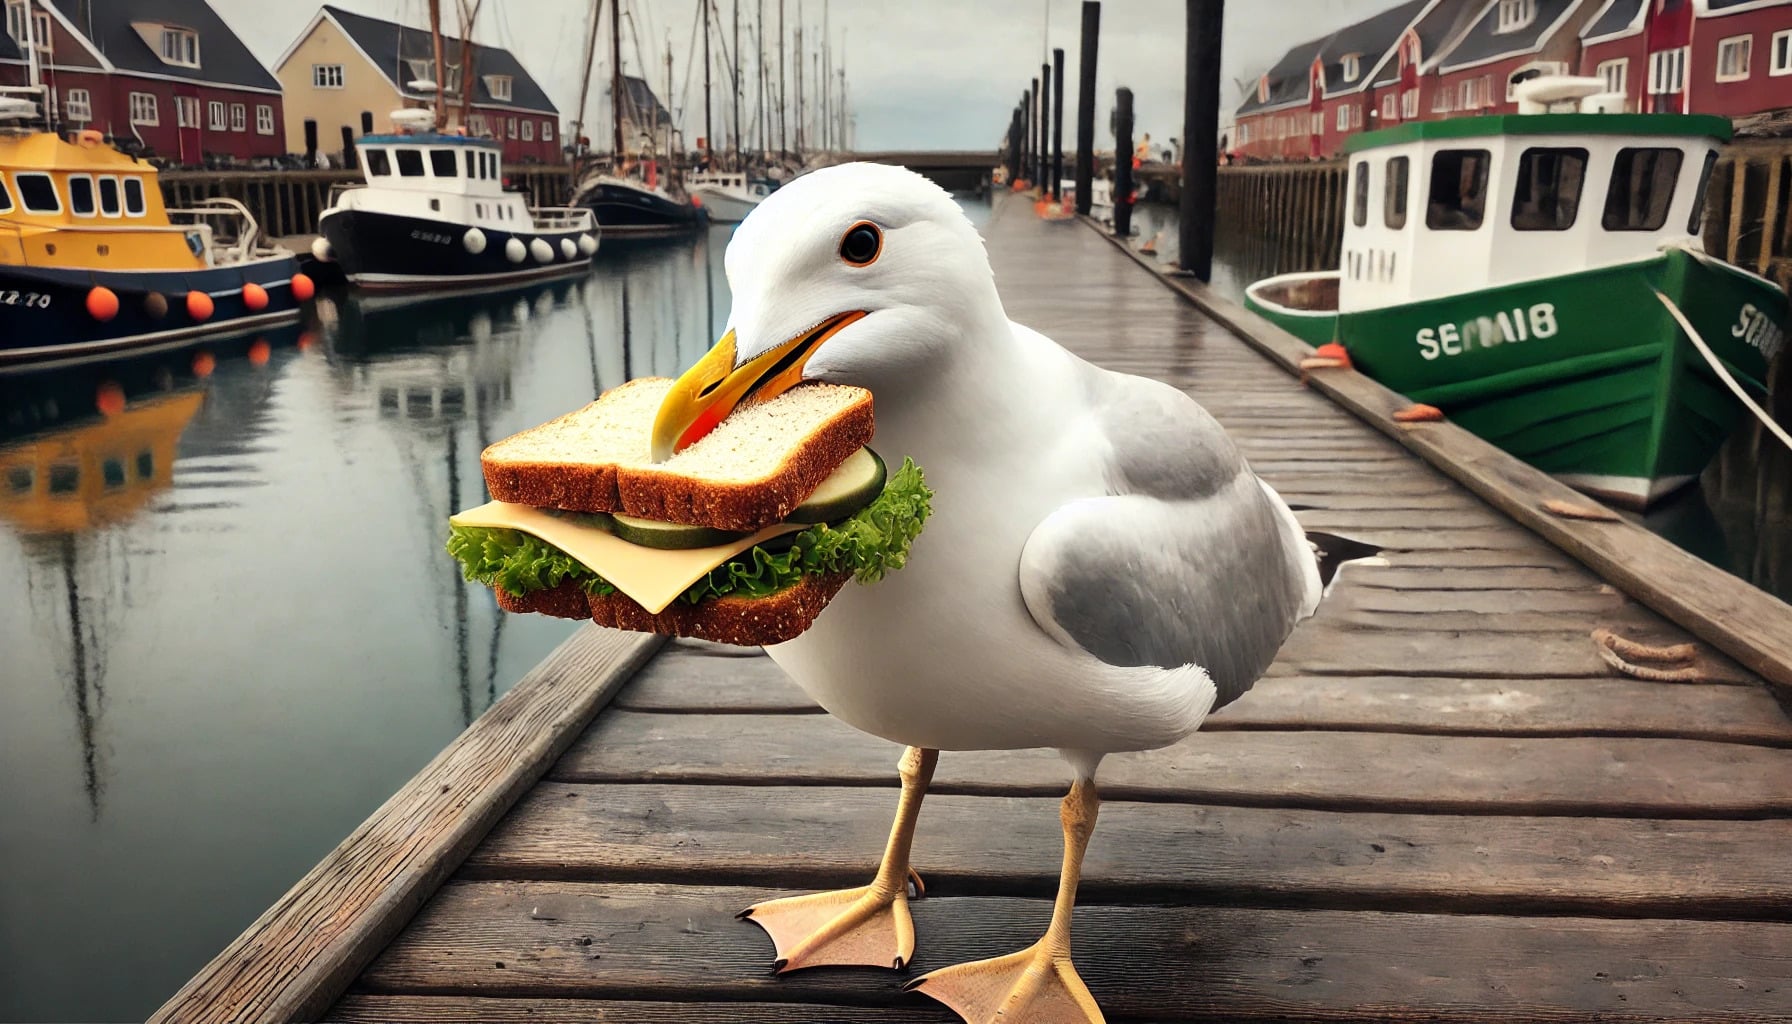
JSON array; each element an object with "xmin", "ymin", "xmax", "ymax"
[
  {"xmin": 1316, "ymin": 0, "xmax": 1429, "ymax": 96},
  {"xmin": 44, "ymin": 0, "xmax": 280, "ymax": 91},
  {"xmin": 1343, "ymin": 110, "xmax": 1732, "ymax": 151},
  {"xmin": 1703, "ymin": 0, "xmax": 1792, "ymax": 11},
  {"xmin": 1373, "ymin": 0, "xmax": 1484, "ymax": 85},
  {"xmin": 1236, "ymin": 32, "xmax": 1333, "ymax": 115},
  {"xmin": 1580, "ymin": 0, "xmax": 1644, "ymax": 40},
  {"xmin": 318, "ymin": 4, "xmax": 558, "ymax": 114},
  {"xmin": 1438, "ymin": 0, "xmax": 1581, "ymax": 71}
]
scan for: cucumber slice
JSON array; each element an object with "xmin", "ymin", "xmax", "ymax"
[
  {"xmin": 786, "ymin": 448, "xmax": 887, "ymax": 524},
  {"xmin": 609, "ymin": 513, "xmax": 749, "ymax": 550}
]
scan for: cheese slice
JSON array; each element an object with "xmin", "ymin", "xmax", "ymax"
[{"xmin": 451, "ymin": 500, "xmax": 807, "ymax": 615}]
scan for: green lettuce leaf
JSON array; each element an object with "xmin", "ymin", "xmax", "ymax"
[{"xmin": 446, "ymin": 457, "xmax": 932, "ymax": 605}]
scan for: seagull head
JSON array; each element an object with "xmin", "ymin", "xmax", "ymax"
[{"xmin": 651, "ymin": 162, "xmax": 1004, "ymax": 460}]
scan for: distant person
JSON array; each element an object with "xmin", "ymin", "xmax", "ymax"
[{"xmin": 1134, "ymin": 133, "xmax": 1152, "ymax": 164}]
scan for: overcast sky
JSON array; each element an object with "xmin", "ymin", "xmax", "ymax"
[{"xmin": 211, "ymin": 0, "xmax": 1393, "ymax": 150}]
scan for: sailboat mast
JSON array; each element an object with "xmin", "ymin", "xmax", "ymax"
[
  {"xmin": 756, "ymin": 0, "xmax": 765, "ymax": 160},
  {"xmin": 611, "ymin": 0, "xmax": 624, "ymax": 160},
  {"xmin": 793, "ymin": 1, "xmax": 803, "ymax": 156},
  {"xmin": 665, "ymin": 42, "xmax": 674, "ymax": 165},
  {"xmin": 428, "ymin": 0, "xmax": 447, "ymax": 130},
  {"xmin": 821, "ymin": 1, "xmax": 830, "ymax": 151},
  {"xmin": 457, "ymin": 0, "xmax": 483, "ymax": 132},
  {"xmin": 572, "ymin": 0, "xmax": 604, "ymax": 154},
  {"xmin": 777, "ymin": 0, "xmax": 786, "ymax": 158},
  {"xmin": 703, "ymin": 0, "xmax": 713, "ymax": 165},
  {"xmin": 732, "ymin": 0, "xmax": 742, "ymax": 169}
]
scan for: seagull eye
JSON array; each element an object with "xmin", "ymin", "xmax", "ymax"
[{"xmin": 839, "ymin": 222, "xmax": 882, "ymax": 267}]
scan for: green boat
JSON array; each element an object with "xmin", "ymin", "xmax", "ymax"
[{"xmin": 1244, "ymin": 78, "xmax": 1788, "ymax": 509}]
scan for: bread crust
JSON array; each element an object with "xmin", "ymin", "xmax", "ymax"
[
  {"xmin": 480, "ymin": 381, "xmax": 874, "ymax": 532},
  {"xmin": 616, "ymin": 394, "xmax": 874, "ymax": 532},
  {"xmin": 586, "ymin": 572, "xmax": 850, "ymax": 646},
  {"xmin": 495, "ymin": 582, "xmax": 592, "ymax": 619}
]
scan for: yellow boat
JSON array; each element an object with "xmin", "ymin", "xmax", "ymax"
[{"xmin": 0, "ymin": 90, "xmax": 312, "ymax": 367}]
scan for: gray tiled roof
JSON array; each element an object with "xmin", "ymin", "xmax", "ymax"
[
  {"xmin": 1236, "ymin": 32, "xmax": 1332, "ymax": 115},
  {"xmin": 1439, "ymin": 0, "xmax": 1580, "ymax": 70},
  {"xmin": 324, "ymin": 4, "xmax": 557, "ymax": 114},
  {"xmin": 1316, "ymin": 0, "xmax": 1429, "ymax": 95},
  {"xmin": 1582, "ymin": 0, "xmax": 1644, "ymax": 40},
  {"xmin": 1373, "ymin": 0, "xmax": 1484, "ymax": 85},
  {"xmin": 42, "ymin": 0, "xmax": 279, "ymax": 90}
]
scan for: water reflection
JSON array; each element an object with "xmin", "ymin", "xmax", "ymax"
[{"xmin": 0, "ymin": 222, "xmax": 739, "ymax": 1023}]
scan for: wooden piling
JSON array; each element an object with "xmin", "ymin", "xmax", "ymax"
[
  {"xmin": 1052, "ymin": 47, "xmax": 1066, "ymax": 202},
  {"xmin": 1114, "ymin": 87, "xmax": 1135, "ymax": 238},
  {"xmin": 1074, "ymin": 2, "xmax": 1100, "ymax": 216},
  {"xmin": 1179, "ymin": 0, "xmax": 1223, "ymax": 280}
]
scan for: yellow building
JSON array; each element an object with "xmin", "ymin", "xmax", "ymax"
[{"xmin": 271, "ymin": 5, "xmax": 564, "ymax": 167}]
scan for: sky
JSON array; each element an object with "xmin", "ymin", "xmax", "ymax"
[{"xmin": 210, "ymin": 0, "xmax": 1397, "ymax": 151}]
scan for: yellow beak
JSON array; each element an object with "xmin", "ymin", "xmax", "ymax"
[{"xmin": 651, "ymin": 311, "xmax": 866, "ymax": 462}]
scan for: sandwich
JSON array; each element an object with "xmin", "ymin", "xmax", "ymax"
[{"xmin": 445, "ymin": 378, "xmax": 930, "ymax": 646}]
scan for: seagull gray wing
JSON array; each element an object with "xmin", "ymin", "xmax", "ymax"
[{"xmin": 1019, "ymin": 371, "xmax": 1320, "ymax": 709}]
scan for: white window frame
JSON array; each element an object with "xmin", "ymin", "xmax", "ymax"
[
  {"xmin": 1310, "ymin": 110, "xmax": 1323, "ymax": 136},
  {"xmin": 1496, "ymin": 0, "xmax": 1536, "ymax": 34},
  {"xmin": 207, "ymin": 99, "xmax": 226, "ymax": 131},
  {"xmin": 1716, "ymin": 35, "xmax": 1752, "ymax": 82},
  {"xmin": 129, "ymin": 91, "xmax": 159, "ymax": 126},
  {"xmin": 8, "ymin": 4, "xmax": 53, "ymax": 57},
  {"xmin": 1434, "ymin": 85, "xmax": 1453, "ymax": 112},
  {"xmin": 506, "ymin": 116, "xmax": 517, "ymax": 139},
  {"xmin": 1342, "ymin": 54, "xmax": 1360, "ymax": 83},
  {"xmin": 1382, "ymin": 93, "xmax": 1397, "ymax": 120},
  {"xmin": 229, "ymin": 103, "xmax": 245, "ymax": 131},
  {"xmin": 122, "ymin": 176, "xmax": 147, "ymax": 217},
  {"xmin": 1773, "ymin": 29, "xmax": 1792, "ymax": 77},
  {"xmin": 97, "ymin": 174, "xmax": 121, "ymax": 216},
  {"xmin": 312, "ymin": 63, "xmax": 344, "ymax": 89},
  {"xmin": 1402, "ymin": 88, "xmax": 1418, "ymax": 119},
  {"xmin": 542, "ymin": 119, "xmax": 553, "ymax": 142},
  {"xmin": 14, "ymin": 171, "xmax": 60, "ymax": 213},
  {"xmin": 485, "ymin": 74, "xmax": 513, "ymax": 102},
  {"xmin": 0, "ymin": 172, "xmax": 11, "ymax": 214},
  {"xmin": 64, "ymin": 87, "xmax": 91, "ymax": 122},
  {"xmin": 67, "ymin": 173, "xmax": 95, "ymax": 217},
  {"xmin": 521, "ymin": 119, "xmax": 534, "ymax": 141},
  {"xmin": 469, "ymin": 112, "xmax": 488, "ymax": 136},
  {"xmin": 255, "ymin": 104, "xmax": 274, "ymax": 134},
  {"xmin": 1337, "ymin": 104, "xmax": 1350, "ymax": 131},
  {"xmin": 160, "ymin": 26, "xmax": 199, "ymax": 67},
  {"xmin": 1597, "ymin": 58, "xmax": 1628, "ymax": 98},
  {"xmin": 1649, "ymin": 46, "xmax": 1689, "ymax": 95},
  {"xmin": 175, "ymin": 95, "xmax": 199, "ymax": 128}
]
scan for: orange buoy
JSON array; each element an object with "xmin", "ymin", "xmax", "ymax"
[
  {"xmin": 143, "ymin": 291, "xmax": 169, "ymax": 319},
  {"xmin": 96, "ymin": 381, "xmax": 126, "ymax": 417},
  {"xmin": 241, "ymin": 282, "xmax": 269, "ymax": 311},
  {"xmin": 248, "ymin": 338, "xmax": 271, "ymax": 366},
  {"xmin": 689, "ymin": 192, "xmax": 703, "ymax": 208},
  {"xmin": 192, "ymin": 351, "xmax": 216, "ymax": 378},
  {"xmin": 290, "ymin": 273, "xmax": 315, "ymax": 302},
  {"xmin": 186, "ymin": 290, "xmax": 214, "ymax": 321},
  {"xmin": 85, "ymin": 286, "xmax": 120, "ymax": 322},
  {"xmin": 1393, "ymin": 403, "xmax": 1445, "ymax": 423},
  {"xmin": 1314, "ymin": 342, "xmax": 1353, "ymax": 369}
]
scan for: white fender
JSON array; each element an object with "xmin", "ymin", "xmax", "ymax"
[
  {"xmin": 463, "ymin": 228, "xmax": 487, "ymax": 254},
  {"xmin": 577, "ymin": 233, "xmax": 598, "ymax": 256},
  {"xmin": 529, "ymin": 237, "xmax": 554, "ymax": 262},
  {"xmin": 310, "ymin": 237, "xmax": 334, "ymax": 262},
  {"xmin": 560, "ymin": 237, "xmax": 578, "ymax": 259},
  {"xmin": 505, "ymin": 237, "xmax": 527, "ymax": 263}
]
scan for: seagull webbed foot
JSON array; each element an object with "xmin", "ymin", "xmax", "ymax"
[
  {"xmin": 908, "ymin": 941, "xmax": 1105, "ymax": 1024},
  {"xmin": 741, "ymin": 880, "xmax": 918, "ymax": 972}
]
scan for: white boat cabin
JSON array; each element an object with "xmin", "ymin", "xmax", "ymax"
[
  {"xmin": 689, "ymin": 171, "xmax": 771, "ymax": 199},
  {"xmin": 1339, "ymin": 79, "xmax": 1727, "ymax": 315},
  {"xmin": 344, "ymin": 132, "xmax": 537, "ymax": 231}
]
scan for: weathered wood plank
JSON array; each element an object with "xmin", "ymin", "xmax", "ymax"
[
  {"xmin": 354, "ymin": 881, "xmax": 1792, "ymax": 1022},
  {"xmin": 552, "ymin": 711, "xmax": 1792, "ymax": 817},
  {"xmin": 465, "ymin": 783, "xmax": 1792, "ymax": 919},
  {"xmin": 1087, "ymin": 223, "xmax": 1792, "ymax": 696},
  {"xmin": 148, "ymin": 628, "xmax": 664, "ymax": 1024},
  {"xmin": 328, "ymin": 995, "xmax": 959, "ymax": 1023}
]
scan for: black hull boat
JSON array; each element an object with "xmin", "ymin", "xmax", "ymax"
[
  {"xmin": 574, "ymin": 176, "xmax": 706, "ymax": 238},
  {"xmin": 318, "ymin": 208, "xmax": 596, "ymax": 292}
]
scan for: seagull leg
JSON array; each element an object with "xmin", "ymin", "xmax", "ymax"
[
  {"xmin": 741, "ymin": 745, "xmax": 937, "ymax": 972},
  {"xmin": 908, "ymin": 778, "xmax": 1105, "ymax": 1024}
]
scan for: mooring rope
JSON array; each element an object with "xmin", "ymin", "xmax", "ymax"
[
  {"xmin": 1651, "ymin": 288, "xmax": 1792, "ymax": 455},
  {"xmin": 1591, "ymin": 627, "xmax": 1716, "ymax": 683}
]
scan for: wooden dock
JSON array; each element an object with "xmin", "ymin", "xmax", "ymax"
[{"xmin": 155, "ymin": 194, "xmax": 1792, "ymax": 1024}]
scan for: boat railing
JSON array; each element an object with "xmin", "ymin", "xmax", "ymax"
[
  {"xmin": 530, "ymin": 206, "xmax": 595, "ymax": 232},
  {"xmin": 165, "ymin": 197, "xmax": 272, "ymax": 266}
]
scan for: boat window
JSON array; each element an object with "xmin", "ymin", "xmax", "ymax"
[
  {"xmin": 486, "ymin": 152, "xmax": 498, "ymax": 179},
  {"xmin": 136, "ymin": 450, "xmax": 154, "ymax": 480},
  {"xmin": 68, "ymin": 175, "xmax": 96, "ymax": 217},
  {"xmin": 0, "ymin": 174, "xmax": 11, "ymax": 214},
  {"xmin": 1688, "ymin": 150, "xmax": 1718, "ymax": 236},
  {"xmin": 1603, "ymin": 148, "xmax": 1682, "ymax": 231},
  {"xmin": 48, "ymin": 464, "xmax": 79, "ymax": 495},
  {"xmin": 430, "ymin": 149, "xmax": 458, "ymax": 177},
  {"xmin": 1352, "ymin": 161, "xmax": 1369, "ymax": 227},
  {"xmin": 5, "ymin": 466, "xmax": 30, "ymax": 494},
  {"xmin": 15, "ymin": 172, "xmax": 60, "ymax": 214},
  {"xmin": 366, "ymin": 149, "xmax": 392, "ymax": 176},
  {"xmin": 1511, "ymin": 147, "xmax": 1587, "ymax": 231},
  {"xmin": 98, "ymin": 176, "xmax": 121, "ymax": 216},
  {"xmin": 122, "ymin": 177, "xmax": 146, "ymax": 216},
  {"xmin": 102, "ymin": 458, "xmax": 127, "ymax": 489},
  {"xmin": 1425, "ymin": 149, "xmax": 1490, "ymax": 231},
  {"xmin": 396, "ymin": 149, "xmax": 426, "ymax": 177},
  {"xmin": 1384, "ymin": 156, "xmax": 1409, "ymax": 230},
  {"xmin": 464, "ymin": 149, "xmax": 478, "ymax": 177}
]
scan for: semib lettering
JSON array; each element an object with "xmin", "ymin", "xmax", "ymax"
[{"xmin": 1416, "ymin": 303, "xmax": 1559, "ymax": 361}]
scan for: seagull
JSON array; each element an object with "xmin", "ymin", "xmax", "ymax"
[{"xmin": 650, "ymin": 162, "xmax": 1349, "ymax": 1024}]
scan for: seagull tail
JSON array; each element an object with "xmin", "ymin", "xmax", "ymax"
[{"xmin": 1305, "ymin": 531, "xmax": 1385, "ymax": 598}]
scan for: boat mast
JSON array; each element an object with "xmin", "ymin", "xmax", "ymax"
[
  {"xmin": 777, "ymin": 0, "xmax": 786, "ymax": 159},
  {"xmin": 611, "ymin": 0, "xmax": 624, "ymax": 164},
  {"xmin": 732, "ymin": 0, "xmax": 742, "ymax": 169},
  {"xmin": 428, "ymin": 0, "xmax": 447, "ymax": 130},
  {"xmin": 665, "ymin": 41, "xmax": 674, "ymax": 167},
  {"xmin": 457, "ymin": 0, "xmax": 484, "ymax": 132},
  {"xmin": 793, "ymin": 0, "xmax": 803, "ymax": 157},
  {"xmin": 756, "ymin": 0, "xmax": 766, "ymax": 162},
  {"xmin": 703, "ymin": 0, "xmax": 712, "ymax": 166},
  {"xmin": 820, "ymin": 1, "xmax": 829, "ymax": 152},
  {"xmin": 572, "ymin": 0, "xmax": 604, "ymax": 156}
]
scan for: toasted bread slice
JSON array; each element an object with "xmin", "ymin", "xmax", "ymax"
[
  {"xmin": 495, "ymin": 582, "xmax": 591, "ymax": 620},
  {"xmin": 587, "ymin": 573, "xmax": 850, "ymax": 646},
  {"xmin": 481, "ymin": 380, "xmax": 873, "ymax": 532}
]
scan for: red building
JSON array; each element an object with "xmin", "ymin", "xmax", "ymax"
[
  {"xmin": 1233, "ymin": 0, "xmax": 1792, "ymax": 162},
  {"xmin": 1, "ymin": 0, "xmax": 287, "ymax": 165}
]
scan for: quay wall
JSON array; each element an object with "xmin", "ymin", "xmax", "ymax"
[{"xmin": 157, "ymin": 166, "xmax": 577, "ymax": 240}]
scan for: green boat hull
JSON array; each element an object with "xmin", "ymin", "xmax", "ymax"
[{"xmin": 1252, "ymin": 251, "xmax": 1787, "ymax": 508}]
